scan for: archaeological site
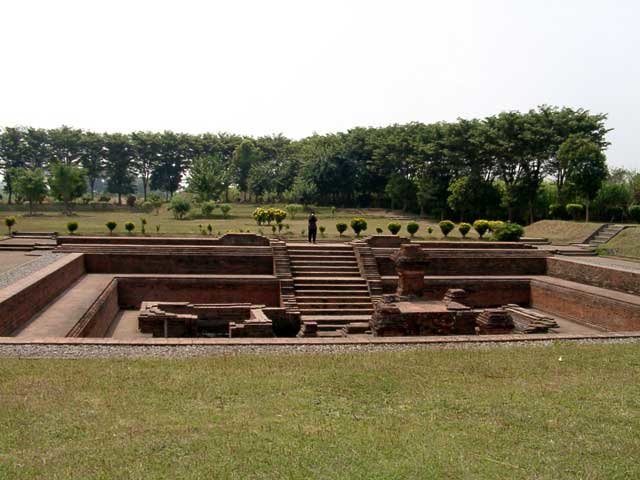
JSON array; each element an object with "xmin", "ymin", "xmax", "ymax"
[{"xmin": 0, "ymin": 233, "xmax": 638, "ymax": 345}]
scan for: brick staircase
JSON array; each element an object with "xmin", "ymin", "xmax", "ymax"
[
  {"xmin": 288, "ymin": 244, "xmax": 374, "ymax": 337},
  {"xmin": 588, "ymin": 224, "xmax": 627, "ymax": 247}
]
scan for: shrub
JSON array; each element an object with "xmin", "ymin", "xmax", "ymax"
[
  {"xmin": 140, "ymin": 218, "xmax": 147, "ymax": 235},
  {"xmin": 331, "ymin": 206, "xmax": 336, "ymax": 217},
  {"xmin": 220, "ymin": 204, "xmax": 231, "ymax": 218},
  {"xmin": 207, "ymin": 224, "xmax": 213, "ymax": 235},
  {"xmin": 350, "ymin": 217, "xmax": 368, "ymax": 237},
  {"xmin": 427, "ymin": 226, "xmax": 433, "ymax": 235},
  {"xmin": 406, "ymin": 221, "xmax": 419, "ymax": 238},
  {"xmin": 566, "ymin": 203, "xmax": 584, "ymax": 221},
  {"xmin": 98, "ymin": 195, "xmax": 111, "ymax": 202},
  {"xmin": 285, "ymin": 204, "xmax": 302, "ymax": 220},
  {"xmin": 140, "ymin": 201, "xmax": 153, "ymax": 213},
  {"xmin": 156, "ymin": 225, "xmax": 160, "ymax": 234},
  {"xmin": 492, "ymin": 222, "xmax": 524, "ymax": 241},
  {"xmin": 106, "ymin": 221, "xmax": 117, "ymax": 234},
  {"xmin": 387, "ymin": 222, "xmax": 402, "ymax": 235},
  {"xmin": 168, "ymin": 196, "xmax": 191, "ymax": 220},
  {"xmin": 439, "ymin": 220, "xmax": 455, "ymax": 237},
  {"xmin": 124, "ymin": 221, "xmax": 135, "ymax": 234},
  {"xmin": 253, "ymin": 207, "xmax": 268, "ymax": 225},
  {"xmin": 548, "ymin": 203, "xmax": 566, "ymax": 220},
  {"xmin": 488, "ymin": 220, "xmax": 506, "ymax": 232},
  {"xmin": 376, "ymin": 227, "xmax": 383, "ymax": 234},
  {"xmin": 4, "ymin": 216, "xmax": 16, "ymax": 235},
  {"xmin": 66, "ymin": 221, "xmax": 79, "ymax": 234},
  {"xmin": 458, "ymin": 222, "xmax": 471, "ymax": 238},
  {"xmin": 126, "ymin": 195, "xmax": 137, "ymax": 207},
  {"xmin": 336, "ymin": 222, "xmax": 348, "ymax": 237},
  {"xmin": 319, "ymin": 225, "xmax": 326, "ymax": 237},
  {"xmin": 81, "ymin": 195, "xmax": 91, "ymax": 205},
  {"xmin": 629, "ymin": 205, "xmax": 640, "ymax": 223},
  {"xmin": 473, "ymin": 219, "xmax": 490, "ymax": 239},
  {"xmin": 148, "ymin": 193, "xmax": 163, "ymax": 215},
  {"xmin": 271, "ymin": 208, "xmax": 287, "ymax": 225},
  {"xmin": 201, "ymin": 201, "xmax": 217, "ymax": 217}
]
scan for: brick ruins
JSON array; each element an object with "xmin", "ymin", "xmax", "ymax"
[{"xmin": 0, "ymin": 233, "xmax": 639, "ymax": 341}]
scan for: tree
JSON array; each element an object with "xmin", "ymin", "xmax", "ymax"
[
  {"xmin": 5, "ymin": 216, "xmax": 16, "ymax": 235},
  {"xmin": 560, "ymin": 136, "xmax": 608, "ymax": 222},
  {"xmin": 232, "ymin": 139, "xmax": 260, "ymax": 201},
  {"xmin": 12, "ymin": 168, "xmax": 48, "ymax": 215},
  {"xmin": 131, "ymin": 131, "xmax": 161, "ymax": 201},
  {"xmin": 104, "ymin": 133, "xmax": 135, "ymax": 205},
  {"xmin": 48, "ymin": 126, "xmax": 83, "ymax": 165},
  {"xmin": 48, "ymin": 163, "xmax": 87, "ymax": 215},
  {"xmin": 0, "ymin": 127, "xmax": 28, "ymax": 204},
  {"xmin": 385, "ymin": 174, "xmax": 416, "ymax": 211},
  {"xmin": 186, "ymin": 155, "xmax": 228, "ymax": 203},
  {"xmin": 80, "ymin": 131, "xmax": 105, "ymax": 200},
  {"xmin": 151, "ymin": 131, "xmax": 191, "ymax": 199}
]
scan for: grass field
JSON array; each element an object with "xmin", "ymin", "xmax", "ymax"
[
  {"xmin": 1, "ymin": 342, "xmax": 639, "ymax": 479},
  {"xmin": 0, "ymin": 204, "xmax": 485, "ymax": 241},
  {"xmin": 523, "ymin": 220, "xmax": 603, "ymax": 245},
  {"xmin": 600, "ymin": 227, "xmax": 640, "ymax": 259}
]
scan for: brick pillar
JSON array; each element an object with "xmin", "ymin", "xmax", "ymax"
[
  {"xmin": 397, "ymin": 270, "xmax": 425, "ymax": 296},
  {"xmin": 391, "ymin": 244, "xmax": 429, "ymax": 297}
]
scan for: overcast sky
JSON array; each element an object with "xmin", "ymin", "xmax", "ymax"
[{"xmin": 0, "ymin": 0, "xmax": 638, "ymax": 169}]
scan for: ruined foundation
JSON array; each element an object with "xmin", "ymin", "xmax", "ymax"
[{"xmin": 0, "ymin": 233, "xmax": 638, "ymax": 344}]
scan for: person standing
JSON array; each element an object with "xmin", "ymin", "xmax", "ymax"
[{"xmin": 308, "ymin": 210, "xmax": 318, "ymax": 243}]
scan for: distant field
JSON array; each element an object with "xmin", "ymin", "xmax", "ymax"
[
  {"xmin": 524, "ymin": 220, "xmax": 603, "ymax": 245},
  {"xmin": 1, "ymin": 342, "xmax": 639, "ymax": 479},
  {"xmin": 0, "ymin": 204, "xmax": 485, "ymax": 241},
  {"xmin": 600, "ymin": 227, "xmax": 640, "ymax": 259}
]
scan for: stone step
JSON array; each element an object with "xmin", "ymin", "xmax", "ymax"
[
  {"xmin": 298, "ymin": 308, "xmax": 373, "ymax": 315},
  {"xmin": 297, "ymin": 302, "xmax": 372, "ymax": 309},
  {"xmin": 343, "ymin": 322, "xmax": 370, "ymax": 334},
  {"xmin": 292, "ymin": 264, "xmax": 359, "ymax": 270},
  {"xmin": 288, "ymin": 250, "xmax": 355, "ymax": 257},
  {"xmin": 293, "ymin": 272, "xmax": 361, "ymax": 278},
  {"xmin": 301, "ymin": 314, "xmax": 372, "ymax": 323},
  {"xmin": 294, "ymin": 277, "xmax": 367, "ymax": 284},
  {"xmin": 316, "ymin": 330, "xmax": 346, "ymax": 337},
  {"xmin": 296, "ymin": 295, "xmax": 371, "ymax": 302},
  {"xmin": 295, "ymin": 289, "xmax": 370, "ymax": 296},
  {"xmin": 289, "ymin": 259, "xmax": 358, "ymax": 265}
]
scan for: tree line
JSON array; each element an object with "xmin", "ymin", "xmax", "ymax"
[{"xmin": 1, "ymin": 105, "xmax": 637, "ymax": 223}]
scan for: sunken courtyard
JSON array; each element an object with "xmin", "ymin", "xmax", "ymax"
[{"xmin": 1, "ymin": 233, "xmax": 639, "ymax": 343}]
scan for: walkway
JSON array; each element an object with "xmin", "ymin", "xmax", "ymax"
[{"xmin": 16, "ymin": 274, "xmax": 113, "ymax": 338}]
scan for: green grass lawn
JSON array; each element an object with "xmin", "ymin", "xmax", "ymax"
[
  {"xmin": 0, "ymin": 204, "xmax": 483, "ymax": 241},
  {"xmin": 524, "ymin": 220, "xmax": 603, "ymax": 245},
  {"xmin": 599, "ymin": 226, "xmax": 640, "ymax": 259},
  {"xmin": 1, "ymin": 342, "xmax": 639, "ymax": 479}
]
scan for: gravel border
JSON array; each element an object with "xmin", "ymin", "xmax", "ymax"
[
  {"xmin": 0, "ymin": 252, "xmax": 66, "ymax": 289},
  {"xmin": 1, "ymin": 337, "xmax": 638, "ymax": 359}
]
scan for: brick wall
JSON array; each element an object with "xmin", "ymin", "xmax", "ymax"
[
  {"xmin": 547, "ymin": 257, "xmax": 640, "ymax": 296},
  {"xmin": 84, "ymin": 253, "xmax": 273, "ymax": 275},
  {"xmin": 0, "ymin": 254, "xmax": 85, "ymax": 335},
  {"xmin": 67, "ymin": 279, "xmax": 119, "ymax": 337},
  {"xmin": 376, "ymin": 254, "xmax": 547, "ymax": 276},
  {"xmin": 116, "ymin": 276, "xmax": 281, "ymax": 309},
  {"xmin": 530, "ymin": 279, "xmax": 640, "ymax": 331}
]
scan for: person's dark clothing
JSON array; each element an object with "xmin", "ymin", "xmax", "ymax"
[{"xmin": 308, "ymin": 214, "xmax": 318, "ymax": 243}]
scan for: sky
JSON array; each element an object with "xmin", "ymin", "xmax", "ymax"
[{"xmin": 0, "ymin": 0, "xmax": 638, "ymax": 169}]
